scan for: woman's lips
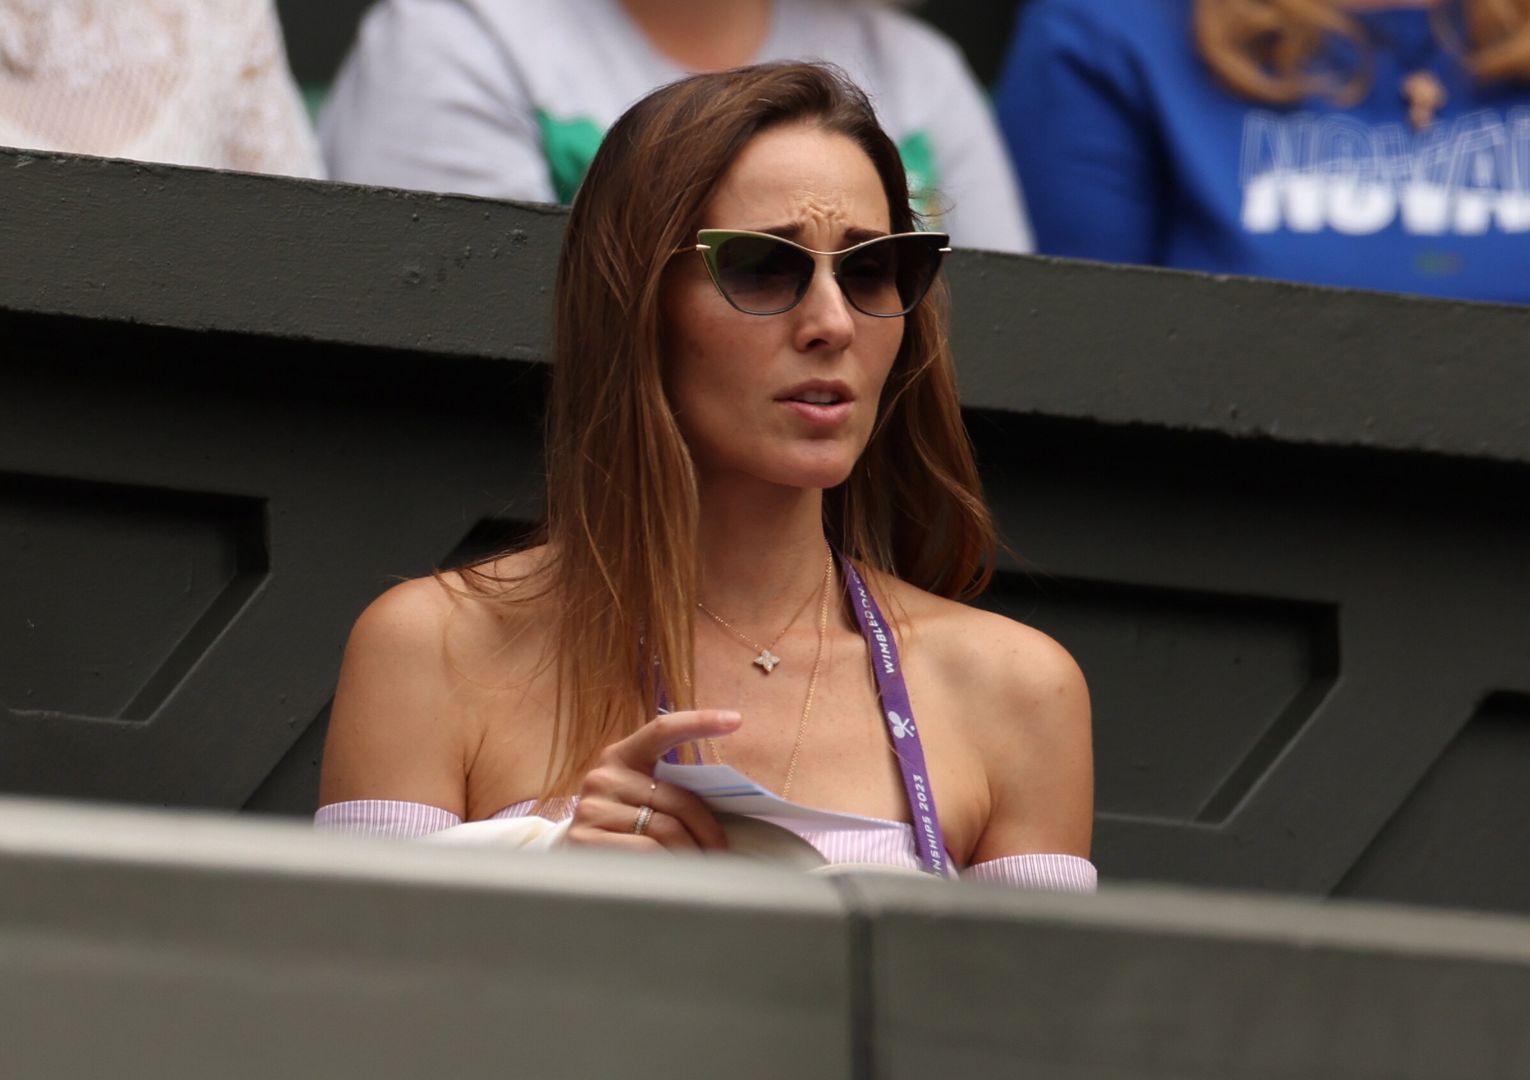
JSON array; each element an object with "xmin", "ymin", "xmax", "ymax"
[
  {"xmin": 776, "ymin": 380, "xmax": 855, "ymax": 427},
  {"xmin": 779, "ymin": 399, "xmax": 853, "ymax": 426}
]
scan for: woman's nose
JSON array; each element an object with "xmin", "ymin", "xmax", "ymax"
[{"xmin": 792, "ymin": 262, "xmax": 856, "ymax": 353}]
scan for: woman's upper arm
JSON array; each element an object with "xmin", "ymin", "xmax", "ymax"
[
  {"xmin": 968, "ymin": 623, "xmax": 1094, "ymax": 864},
  {"xmin": 318, "ymin": 578, "xmax": 469, "ymax": 815}
]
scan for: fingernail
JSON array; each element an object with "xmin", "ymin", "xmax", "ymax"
[{"xmin": 715, "ymin": 710, "xmax": 742, "ymax": 723}]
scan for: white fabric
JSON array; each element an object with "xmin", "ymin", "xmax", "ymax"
[
  {"xmin": 962, "ymin": 852, "xmax": 1097, "ymax": 891},
  {"xmin": 320, "ymin": 0, "xmax": 1030, "ymax": 252},
  {"xmin": 419, "ymin": 815, "xmax": 573, "ymax": 850},
  {"xmin": 0, "ymin": 0, "xmax": 321, "ymax": 176},
  {"xmin": 315, "ymin": 799, "xmax": 465, "ymax": 837},
  {"xmin": 315, "ymin": 797, "xmax": 1097, "ymax": 892}
]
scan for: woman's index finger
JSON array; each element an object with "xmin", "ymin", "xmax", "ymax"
[{"xmin": 624, "ymin": 709, "xmax": 742, "ymax": 766}]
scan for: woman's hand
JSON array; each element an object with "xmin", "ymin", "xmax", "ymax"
[{"xmin": 565, "ymin": 709, "xmax": 741, "ymax": 853}]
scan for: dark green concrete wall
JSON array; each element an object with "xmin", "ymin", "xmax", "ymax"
[{"xmin": 3, "ymin": 148, "xmax": 1529, "ymax": 916}]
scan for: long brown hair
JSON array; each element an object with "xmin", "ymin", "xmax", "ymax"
[
  {"xmin": 1196, "ymin": 0, "xmax": 1530, "ymax": 105},
  {"xmin": 468, "ymin": 62, "xmax": 995, "ymax": 798}
]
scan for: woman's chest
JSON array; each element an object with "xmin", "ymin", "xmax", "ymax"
[
  {"xmin": 460, "ymin": 624, "xmax": 992, "ymax": 862},
  {"xmin": 689, "ymin": 630, "xmax": 990, "ymax": 862}
]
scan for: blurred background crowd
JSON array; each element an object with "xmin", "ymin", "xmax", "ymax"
[{"xmin": 4, "ymin": 0, "xmax": 1528, "ymax": 304}]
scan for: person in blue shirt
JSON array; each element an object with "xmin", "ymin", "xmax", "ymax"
[{"xmin": 997, "ymin": 0, "xmax": 1530, "ymax": 304}]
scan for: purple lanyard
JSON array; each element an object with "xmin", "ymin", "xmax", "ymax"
[
  {"xmin": 839, "ymin": 555, "xmax": 949, "ymax": 878},
  {"xmin": 660, "ymin": 555, "xmax": 950, "ymax": 878}
]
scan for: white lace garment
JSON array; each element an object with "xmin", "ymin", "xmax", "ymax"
[{"xmin": 0, "ymin": 0, "xmax": 321, "ymax": 176}]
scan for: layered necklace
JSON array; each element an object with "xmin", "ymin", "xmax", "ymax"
[
  {"xmin": 697, "ymin": 547, "xmax": 832, "ymax": 674},
  {"xmin": 697, "ymin": 546, "xmax": 835, "ymax": 799}
]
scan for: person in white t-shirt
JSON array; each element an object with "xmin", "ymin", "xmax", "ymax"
[
  {"xmin": 0, "ymin": 0, "xmax": 321, "ymax": 177},
  {"xmin": 319, "ymin": 0, "xmax": 1030, "ymax": 252}
]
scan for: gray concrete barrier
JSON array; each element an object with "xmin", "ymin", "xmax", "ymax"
[
  {"xmin": 0, "ymin": 797, "xmax": 852, "ymax": 1080},
  {"xmin": 3, "ymin": 797, "xmax": 1529, "ymax": 1079}
]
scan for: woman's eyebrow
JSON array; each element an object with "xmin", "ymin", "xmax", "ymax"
[
  {"xmin": 751, "ymin": 222, "xmax": 803, "ymax": 240},
  {"xmin": 843, "ymin": 226, "xmax": 889, "ymax": 243}
]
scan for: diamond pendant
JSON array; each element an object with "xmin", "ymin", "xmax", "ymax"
[{"xmin": 753, "ymin": 649, "xmax": 781, "ymax": 674}]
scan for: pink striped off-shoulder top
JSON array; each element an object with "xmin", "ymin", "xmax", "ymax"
[{"xmin": 314, "ymin": 797, "xmax": 1097, "ymax": 892}]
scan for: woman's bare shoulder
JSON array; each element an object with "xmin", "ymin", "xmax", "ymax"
[
  {"xmin": 318, "ymin": 548, "xmax": 556, "ymax": 809},
  {"xmin": 347, "ymin": 574, "xmax": 456, "ymax": 655},
  {"xmin": 353, "ymin": 547, "xmax": 552, "ymax": 656},
  {"xmin": 881, "ymin": 574, "xmax": 1087, "ymax": 711}
]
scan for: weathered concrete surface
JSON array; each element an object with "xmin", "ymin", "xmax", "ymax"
[
  {"xmin": 3, "ymin": 146, "xmax": 1527, "ymax": 464},
  {"xmin": 0, "ymin": 148, "xmax": 562, "ymax": 361},
  {"xmin": 5, "ymin": 797, "xmax": 1530, "ymax": 1080},
  {"xmin": 844, "ymin": 872, "xmax": 1530, "ymax": 1080},
  {"xmin": 0, "ymin": 796, "xmax": 852, "ymax": 1080},
  {"xmin": 945, "ymin": 249, "xmax": 1530, "ymax": 465}
]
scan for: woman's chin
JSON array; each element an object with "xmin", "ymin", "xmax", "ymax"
[
  {"xmin": 761, "ymin": 446, "xmax": 861, "ymax": 490},
  {"xmin": 714, "ymin": 461, "xmax": 856, "ymax": 493},
  {"xmin": 694, "ymin": 439, "xmax": 864, "ymax": 492},
  {"xmin": 782, "ymin": 464, "xmax": 858, "ymax": 492}
]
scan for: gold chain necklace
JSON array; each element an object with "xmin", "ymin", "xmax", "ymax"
[
  {"xmin": 697, "ymin": 548, "xmax": 831, "ymax": 674},
  {"xmin": 705, "ymin": 550, "xmax": 834, "ymax": 800}
]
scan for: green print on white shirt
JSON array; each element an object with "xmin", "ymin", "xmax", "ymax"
[
  {"xmin": 537, "ymin": 110, "xmax": 605, "ymax": 204},
  {"xmin": 897, "ymin": 131, "xmax": 944, "ymax": 230}
]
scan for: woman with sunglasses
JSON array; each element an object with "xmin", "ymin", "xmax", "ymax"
[{"xmin": 316, "ymin": 62, "xmax": 1095, "ymax": 888}]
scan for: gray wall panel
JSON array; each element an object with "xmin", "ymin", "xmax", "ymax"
[
  {"xmin": 1, "ymin": 475, "xmax": 263, "ymax": 719},
  {"xmin": 974, "ymin": 421, "xmax": 1530, "ymax": 898},
  {"xmin": 0, "ymin": 151, "xmax": 562, "ymax": 362},
  {"xmin": 944, "ymin": 250, "xmax": 1530, "ymax": 466},
  {"xmin": 846, "ymin": 874, "xmax": 1530, "ymax": 1080},
  {"xmin": 242, "ymin": 701, "xmax": 332, "ymax": 816},
  {"xmin": 0, "ymin": 320, "xmax": 546, "ymax": 809},
  {"xmin": 0, "ymin": 798, "xmax": 853, "ymax": 1080},
  {"xmin": 1336, "ymin": 693, "xmax": 1530, "ymax": 913}
]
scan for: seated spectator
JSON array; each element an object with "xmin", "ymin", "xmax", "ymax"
[
  {"xmin": 0, "ymin": 0, "xmax": 321, "ymax": 177},
  {"xmin": 319, "ymin": 0, "xmax": 1031, "ymax": 252},
  {"xmin": 998, "ymin": 0, "xmax": 1530, "ymax": 304},
  {"xmin": 316, "ymin": 62, "xmax": 1094, "ymax": 888}
]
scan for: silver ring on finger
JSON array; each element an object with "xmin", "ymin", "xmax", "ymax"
[{"xmin": 633, "ymin": 804, "xmax": 655, "ymax": 836}]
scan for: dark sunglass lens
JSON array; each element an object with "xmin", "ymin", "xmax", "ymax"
[
  {"xmin": 714, "ymin": 235, "xmax": 812, "ymax": 313},
  {"xmin": 837, "ymin": 239, "xmax": 902, "ymax": 316},
  {"xmin": 839, "ymin": 235, "xmax": 943, "ymax": 316},
  {"xmin": 896, "ymin": 236, "xmax": 944, "ymax": 311}
]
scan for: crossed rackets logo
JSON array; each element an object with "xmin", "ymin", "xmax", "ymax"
[{"xmin": 887, "ymin": 710, "xmax": 916, "ymax": 739}]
